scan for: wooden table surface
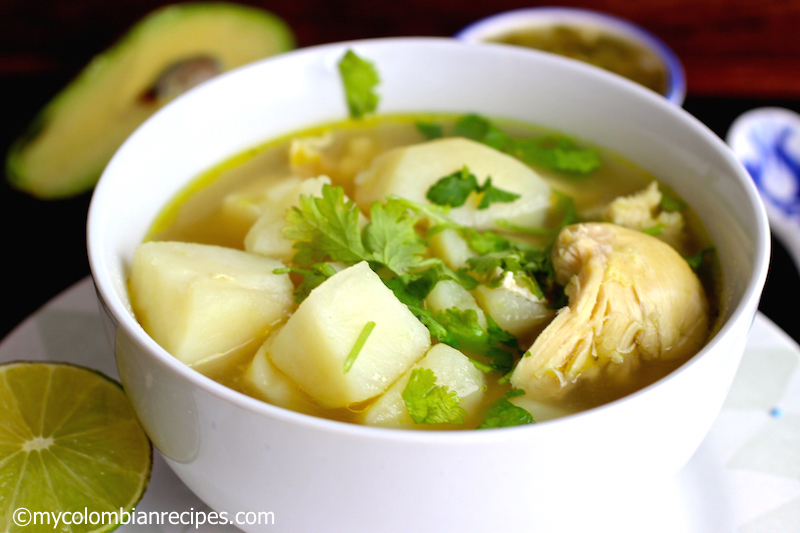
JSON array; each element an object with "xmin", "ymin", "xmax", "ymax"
[{"xmin": 1, "ymin": 0, "xmax": 798, "ymax": 344}]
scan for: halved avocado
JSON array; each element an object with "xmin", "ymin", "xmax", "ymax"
[{"xmin": 6, "ymin": 2, "xmax": 294, "ymax": 199}]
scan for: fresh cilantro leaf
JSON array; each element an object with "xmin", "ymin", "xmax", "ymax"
[
  {"xmin": 364, "ymin": 198, "xmax": 428, "ymax": 277},
  {"xmin": 477, "ymin": 177, "xmax": 521, "ymax": 209},
  {"xmin": 416, "ymin": 121, "xmax": 443, "ymax": 140},
  {"xmin": 477, "ymin": 389, "xmax": 535, "ymax": 429},
  {"xmin": 487, "ymin": 314, "xmax": 521, "ymax": 352},
  {"xmin": 343, "ymin": 321, "xmax": 375, "ymax": 373},
  {"xmin": 433, "ymin": 308, "xmax": 489, "ymax": 354},
  {"xmin": 458, "ymin": 227, "xmax": 513, "ymax": 254},
  {"xmin": 512, "ymin": 135, "xmax": 601, "ymax": 174},
  {"xmin": 660, "ymin": 191, "xmax": 687, "ymax": 212},
  {"xmin": 426, "ymin": 167, "xmax": 520, "ymax": 210},
  {"xmin": 338, "ymin": 50, "xmax": 380, "ymax": 119},
  {"xmin": 426, "ymin": 166, "xmax": 480, "ymax": 208},
  {"xmin": 448, "ymin": 114, "xmax": 601, "ymax": 175},
  {"xmin": 685, "ymin": 247, "xmax": 714, "ymax": 272},
  {"xmin": 642, "ymin": 224, "xmax": 665, "ymax": 236},
  {"xmin": 402, "ymin": 368, "xmax": 466, "ymax": 425},
  {"xmin": 284, "ymin": 184, "xmax": 369, "ymax": 266},
  {"xmin": 452, "ymin": 114, "xmax": 491, "ymax": 140}
]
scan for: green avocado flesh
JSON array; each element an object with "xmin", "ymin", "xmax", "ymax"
[{"xmin": 6, "ymin": 2, "xmax": 295, "ymax": 199}]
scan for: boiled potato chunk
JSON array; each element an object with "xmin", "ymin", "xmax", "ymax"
[
  {"xmin": 244, "ymin": 175, "xmax": 331, "ymax": 260},
  {"xmin": 244, "ymin": 338, "xmax": 325, "ymax": 417},
  {"xmin": 268, "ymin": 261, "xmax": 431, "ymax": 408},
  {"xmin": 428, "ymin": 228, "xmax": 476, "ymax": 270},
  {"xmin": 425, "ymin": 280, "xmax": 487, "ymax": 330},
  {"xmin": 130, "ymin": 241, "xmax": 294, "ymax": 365},
  {"xmin": 473, "ymin": 282, "xmax": 554, "ymax": 338},
  {"xmin": 354, "ymin": 137, "xmax": 552, "ymax": 230},
  {"xmin": 362, "ymin": 343, "xmax": 486, "ymax": 428},
  {"xmin": 220, "ymin": 174, "xmax": 304, "ymax": 234}
]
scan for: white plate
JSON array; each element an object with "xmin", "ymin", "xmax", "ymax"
[{"xmin": 2, "ymin": 277, "xmax": 798, "ymax": 532}]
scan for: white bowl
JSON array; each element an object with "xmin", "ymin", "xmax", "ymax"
[
  {"xmin": 456, "ymin": 7, "xmax": 686, "ymax": 105},
  {"xmin": 87, "ymin": 37, "xmax": 768, "ymax": 532}
]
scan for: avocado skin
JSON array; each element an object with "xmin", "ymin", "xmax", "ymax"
[{"xmin": 6, "ymin": 2, "xmax": 295, "ymax": 200}]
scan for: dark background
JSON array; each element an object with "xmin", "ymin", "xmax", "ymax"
[{"xmin": 1, "ymin": 0, "xmax": 799, "ymax": 344}]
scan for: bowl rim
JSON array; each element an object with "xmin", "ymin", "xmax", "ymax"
[
  {"xmin": 454, "ymin": 6, "xmax": 686, "ymax": 105},
  {"xmin": 87, "ymin": 36, "xmax": 768, "ymax": 444}
]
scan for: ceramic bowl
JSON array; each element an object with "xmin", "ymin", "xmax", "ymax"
[
  {"xmin": 87, "ymin": 37, "xmax": 768, "ymax": 533},
  {"xmin": 456, "ymin": 7, "xmax": 686, "ymax": 105}
]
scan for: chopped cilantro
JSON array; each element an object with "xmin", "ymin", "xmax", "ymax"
[
  {"xmin": 364, "ymin": 198, "xmax": 430, "ymax": 277},
  {"xmin": 426, "ymin": 166, "xmax": 480, "ymax": 207},
  {"xmin": 512, "ymin": 135, "xmax": 600, "ymax": 174},
  {"xmin": 477, "ymin": 177, "xmax": 521, "ymax": 209},
  {"xmin": 444, "ymin": 114, "xmax": 600, "ymax": 175},
  {"xmin": 416, "ymin": 121, "xmax": 443, "ymax": 140},
  {"xmin": 343, "ymin": 321, "xmax": 375, "ymax": 373},
  {"xmin": 477, "ymin": 389, "xmax": 535, "ymax": 429},
  {"xmin": 642, "ymin": 224, "xmax": 665, "ymax": 236},
  {"xmin": 402, "ymin": 368, "xmax": 466, "ymax": 425},
  {"xmin": 284, "ymin": 184, "xmax": 369, "ymax": 266},
  {"xmin": 660, "ymin": 191, "xmax": 687, "ymax": 212},
  {"xmin": 426, "ymin": 166, "xmax": 519, "ymax": 210},
  {"xmin": 686, "ymin": 247, "xmax": 715, "ymax": 272},
  {"xmin": 338, "ymin": 50, "xmax": 380, "ymax": 119},
  {"xmin": 452, "ymin": 114, "xmax": 491, "ymax": 140},
  {"xmin": 433, "ymin": 308, "xmax": 489, "ymax": 354}
]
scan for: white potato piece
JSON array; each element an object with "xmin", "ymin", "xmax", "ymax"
[
  {"xmin": 130, "ymin": 241, "xmax": 294, "ymax": 366},
  {"xmin": 362, "ymin": 343, "xmax": 486, "ymax": 428},
  {"xmin": 244, "ymin": 337, "xmax": 325, "ymax": 417},
  {"xmin": 220, "ymin": 174, "xmax": 303, "ymax": 233},
  {"xmin": 354, "ymin": 137, "xmax": 552, "ymax": 230},
  {"xmin": 425, "ymin": 279, "xmax": 487, "ymax": 330},
  {"xmin": 428, "ymin": 228, "xmax": 476, "ymax": 270},
  {"xmin": 268, "ymin": 261, "xmax": 431, "ymax": 408},
  {"xmin": 473, "ymin": 283, "xmax": 554, "ymax": 338},
  {"xmin": 244, "ymin": 175, "xmax": 331, "ymax": 261}
]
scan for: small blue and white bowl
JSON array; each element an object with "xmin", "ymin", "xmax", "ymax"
[
  {"xmin": 728, "ymin": 107, "xmax": 800, "ymax": 271},
  {"xmin": 456, "ymin": 7, "xmax": 686, "ymax": 105}
]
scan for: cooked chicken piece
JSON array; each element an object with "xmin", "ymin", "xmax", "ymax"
[
  {"xmin": 511, "ymin": 222, "xmax": 709, "ymax": 399},
  {"xmin": 603, "ymin": 181, "xmax": 686, "ymax": 253}
]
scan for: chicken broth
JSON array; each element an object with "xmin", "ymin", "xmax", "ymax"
[{"xmin": 132, "ymin": 113, "xmax": 718, "ymax": 429}]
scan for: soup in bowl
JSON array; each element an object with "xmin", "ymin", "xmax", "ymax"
[{"xmin": 87, "ymin": 38, "xmax": 769, "ymax": 532}]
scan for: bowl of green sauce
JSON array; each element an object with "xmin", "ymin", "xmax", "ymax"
[{"xmin": 456, "ymin": 7, "xmax": 686, "ymax": 105}]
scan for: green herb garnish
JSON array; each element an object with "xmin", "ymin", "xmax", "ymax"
[
  {"xmin": 477, "ymin": 389, "xmax": 535, "ymax": 429},
  {"xmin": 343, "ymin": 321, "xmax": 376, "ymax": 373},
  {"xmin": 642, "ymin": 224, "xmax": 665, "ymax": 236},
  {"xmin": 338, "ymin": 49, "xmax": 380, "ymax": 119},
  {"xmin": 402, "ymin": 368, "xmax": 466, "ymax": 425},
  {"xmin": 660, "ymin": 191, "xmax": 687, "ymax": 212},
  {"xmin": 685, "ymin": 247, "xmax": 715, "ymax": 272},
  {"xmin": 416, "ymin": 121, "xmax": 444, "ymax": 140},
  {"xmin": 426, "ymin": 166, "xmax": 521, "ymax": 210},
  {"xmin": 431, "ymin": 113, "xmax": 601, "ymax": 175}
]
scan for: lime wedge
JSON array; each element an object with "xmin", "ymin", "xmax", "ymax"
[{"xmin": 0, "ymin": 362, "xmax": 152, "ymax": 532}]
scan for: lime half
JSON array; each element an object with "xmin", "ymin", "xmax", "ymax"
[{"xmin": 0, "ymin": 362, "xmax": 152, "ymax": 533}]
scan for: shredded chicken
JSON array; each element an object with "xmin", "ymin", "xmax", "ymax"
[
  {"xmin": 603, "ymin": 181, "xmax": 686, "ymax": 252},
  {"xmin": 511, "ymin": 222, "xmax": 709, "ymax": 399}
]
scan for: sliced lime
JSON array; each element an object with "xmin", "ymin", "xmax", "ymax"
[{"xmin": 0, "ymin": 362, "xmax": 152, "ymax": 533}]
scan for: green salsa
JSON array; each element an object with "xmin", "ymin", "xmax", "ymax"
[{"xmin": 491, "ymin": 25, "xmax": 669, "ymax": 95}]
